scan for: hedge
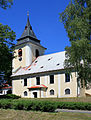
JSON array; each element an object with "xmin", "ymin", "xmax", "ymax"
[
  {"xmin": 0, "ymin": 99, "xmax": 91, "ymax": 112},
  {"xmin": 0, "ymin": 94, "xmax": 20, "ymax": 99}
]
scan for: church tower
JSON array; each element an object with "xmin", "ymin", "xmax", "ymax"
[{"xmin": 12, "ymin": 13, "xmax": 46, "ymax": 73}]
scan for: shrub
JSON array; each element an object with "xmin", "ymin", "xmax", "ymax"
[
  {"xmin": 0, "ymin": 99, "xmax": 91, "ymax": 112},
  {"xmin": 56, "ymin": 102, "xmax": 91, "ymax": 110},
  {"xmin": 6, "ymin": 94, "xmax": 21, "ymax": 99}
]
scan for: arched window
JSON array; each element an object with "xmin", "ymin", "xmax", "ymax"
[
  {"xmin": 35, "ymin": 49, "xmax": 39, "ymax": 58},
  {"xmin": 24, "ymin": 91, "xmax": 27, "ymax": 96},
  {"xmin": 18, "ymin": 49, "xmax": 22, "ymax": 57},
  {"xmin": 65, "ymin": 88, "xmax": 70, "ymax": 95},
  {"xmin": 50, "ymin": 89, "xmax": 54, "ymax": 95}
]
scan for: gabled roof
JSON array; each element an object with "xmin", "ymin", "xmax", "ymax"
[{"xmin": 12, "ymin": 51, "xmax": 66, "ymax": 77}]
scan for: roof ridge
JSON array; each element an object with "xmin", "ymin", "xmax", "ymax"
[{"xmin": 38, "ymin": 51, "xmax": 65, "ymax": 58}]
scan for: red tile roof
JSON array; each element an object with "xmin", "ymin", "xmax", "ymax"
[
  {"xmin": 28, "ymin": 84, "xmax": 47, "ymax": 89},
  {"xmin": 1, "ymin": 86, "xmax": 12, "ymax": 90}
]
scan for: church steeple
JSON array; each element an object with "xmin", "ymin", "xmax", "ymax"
[
  {"xmin": 13, "ymin": 12, "xmax": 46, "ymax": 72},
  {"xmin": 20, "ymin": 12, "xmax": 37, "ymax": 39}
]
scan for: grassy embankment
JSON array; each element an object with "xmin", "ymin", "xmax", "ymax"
[{"xmin": 0, "ymin": 109, "xmax": 91, "ymax": 120}]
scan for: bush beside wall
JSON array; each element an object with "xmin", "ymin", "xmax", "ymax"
[
  {"xmin": 0, "ymin": 99, "xmax": 91, "ymax": 112},
  {"xmin": 0, "ymin": 94, "xmax": 20, "ymax": 99}
]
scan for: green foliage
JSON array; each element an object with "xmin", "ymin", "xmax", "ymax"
[
  {"xmin": 5, "ymin": 94, "xmax": 21, "ymax": 99},
  {"xmin": 57, "ymin": 101, "xmax": 91, "ymax": 110},
  {"xmin": 60, "ymin": 0, "xmax": 91, "ymax": 87},
  {"xmin": 0, "ymin": 23, "xmax": 16, "ymax": 84},
  {"xmin": 0, "ymin": 99, "xmax": 91, "ymax": 112},
  {"xmin": 0, "ymin": 94, "xmax": 20, "ymax": 99},
  {"xmin": 0, "ymin": 0, "xmax": 14, "ymax": 84},
  {"xmin": 0, "ymin": 99, "xmax": 57, "ymax": 112},
  {"xmin": 0, "ymin": 0, "xmax": 13, "ymax": 9}
]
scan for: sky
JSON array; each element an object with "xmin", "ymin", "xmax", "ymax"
[{"xmin": 0, "ymin": 0, "xmax": 71, "ymax": 54}]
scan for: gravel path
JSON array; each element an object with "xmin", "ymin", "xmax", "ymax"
[{"xmin": 55, "ymin": 109, "xmax": 91, "ymax": 114}]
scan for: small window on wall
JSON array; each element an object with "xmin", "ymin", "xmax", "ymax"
[
  {"xmin": 24, "ymin": 91, "xmax": 27, "ymax": 96},
  {"xmin": 65, "ymin": 73, "xmax": 70, "ymax": 82},
  {"xmin": 18, "ymin": 49, "xmax": 22, "ymax": 57},
  {"xmin": 35, "ymin": 49, "xmax": 39, "ymax": 58},
  {"xmin": 50, "ymin": 89, "xmax": 54, "ymax": 95},
  {"xmin": 36, "ymin": 77, "xmax": 40, "ymax": 85},
  {"xmin": 50, "ymin": 75, "xmax": 54, "ymax": 84},
  {"xmin": 65, "ymin": 88, "xmax": 70, "ymax": 95},
  {"xmin": 24, "ymin": 78, "xmax": 27, "ymax": 86}
]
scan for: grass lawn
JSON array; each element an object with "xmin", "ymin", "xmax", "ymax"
[{"xmin": 0, "ymin": 109, "xmax": 91, "ymax": 120}]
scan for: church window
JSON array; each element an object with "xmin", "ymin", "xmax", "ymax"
[
  {"xmin": 50, "ymin": 89, "xmax": 54, "ymax": 95},
  {"xmin": 19, "ymin": 57, "xmax": 22, "ymax": 61},
  {"xmin": 35, "ymin": 49, "xmax": 39, "ymax": 58},
  {"xmin": 65, "ymin": 88, "xmax": 70, "ymax": 95},
  {"xmin": 40, "ymin": 66, "xmax": 43, "ymax": 68},
  {"xmin": 65, "ymin": 73, "xmax": 70, "ymax": 82},
  {"xmin": 36, "ymin": 77, "xmax": 40, "ymax": 85},
  {"xmin": 18, "ymin": 49, "xmax": 22, "ymax": 57},
  {"xmin": 50, "ymin": 75, "xmax": 54, "ymax": 84},
  {"xmin": 24, "ymin": 78, "xmax": 27, "ymax": 86},
  {"xmin": 48, "ymin": 57, "xmax": 52, "ymax": 61},
  {"xmin": 24, "ymin": 91, "xmax": 27, "ymax": 96},
  {"xmin": 48, "ymin": 58, "xmax": 51, "ymax": 61},
  {"xmin": 57, "ymin": 63, "xmax": 60, "ymax": 66},
  {"xmin": 35, "ymin": 61, "xmax": 38, "ymax": 63},
  {"xmin": 28, "ymin": 68, "xmax": 31, "ymax": 70}
]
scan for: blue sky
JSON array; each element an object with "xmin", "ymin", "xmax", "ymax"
[{"xmin": 0, "ymin": 0, "xmax": 71, "ymax": 54}]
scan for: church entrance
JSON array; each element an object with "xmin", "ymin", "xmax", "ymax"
[{"xmin": 33, "ymin": 92, "xmax": 37, "ymax": 98}]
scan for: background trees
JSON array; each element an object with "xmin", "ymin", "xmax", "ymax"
[
  {"xmin": 0, "ymin": 0, "xmax": 13, "ymax": 9},
  {"xmin": 0, "ymin": 0, "xmax": 15, "ymax": 85},
  {"xmin": 60, "ymin": 0, "xmax": 91, "ymax": 93}
]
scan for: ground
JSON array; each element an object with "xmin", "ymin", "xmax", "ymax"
[{"xmin": 0, "ymin": 109, "xmax": 91, "ymax": 120}]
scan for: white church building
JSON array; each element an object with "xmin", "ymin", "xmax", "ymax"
[{"xmin": 12, "ymin": 15, "xmax": 91, "ymax": 98}]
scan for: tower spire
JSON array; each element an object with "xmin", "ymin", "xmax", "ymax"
[
  {"xmin": 26, "ymin": 11, "xmax": 30, "ymax": 27},
  {"xmin": 19, "ymin": 11, "xmax": 37, "ymax": 39}
]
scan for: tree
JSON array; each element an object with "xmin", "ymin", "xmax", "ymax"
[
  {"xmin": 0, "ymin": 0, "xmax": 15, "ymax": 85},
  {"xmin": 60, "ymin": 0, "xmax": 91, "ymax": 96},
  {"xmin": 0, "ymin": 0, "xmax": 13, "ymax": 9},
  {"xmin": 0, "ymin": 23, "xmax": 16, "ymax": 84}
]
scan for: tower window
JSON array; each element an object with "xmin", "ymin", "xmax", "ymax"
[
  {"xmin": 36, "ymin": 77, "xmax": 40, "ymax": 85},
  {"xmin": 65, "ymin": 73, "xmax": 70, "ymax": 82},
  {"xmin": 24, "ymin": 78, "xmax": 27, "ymax": 86},
  {"xmin": 50, "ymin": 89, "xmax": 54, "ymax": 95},
  {"xmin": 65, "ymin": 88, "xmax": 70, "ymax": 94},
  {"xmin": 50, "ymin": 75, "xmax": 54, "ymax": 84},
  {"xmin": 35, "ymin": 49, "xmax": 39, "ymax": 58},
  {"xmin": 18, "ymin": 49, "xmax": 22, "ymax": 57}
]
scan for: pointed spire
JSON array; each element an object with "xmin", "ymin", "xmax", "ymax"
[
  {"xmin": 26, "ymin": 11, "xmax": 31, "ymax": 27},
  {"xmin": 20, "ymin": 11, "xmax": 37, "ymax": 39}
]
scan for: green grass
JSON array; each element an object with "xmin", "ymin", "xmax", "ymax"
[{"xmin": 0, "ymin": 109, "xmax": 91, "ymax": 120}]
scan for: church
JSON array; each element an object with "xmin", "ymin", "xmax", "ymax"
[{"xmin": 12, "ymin": 15, "xmax": 91, "ymax": 98}]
